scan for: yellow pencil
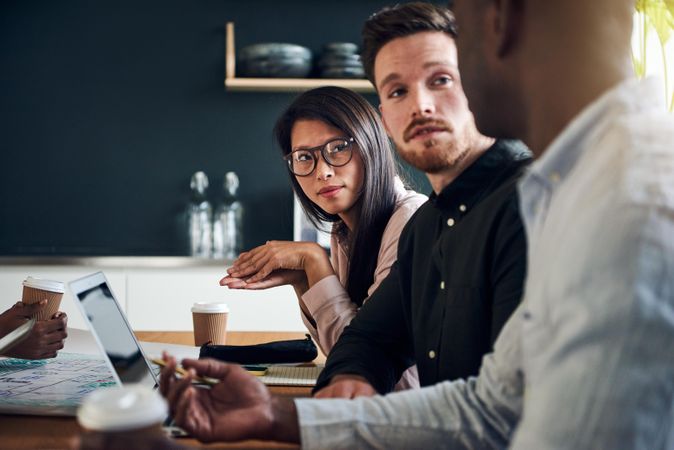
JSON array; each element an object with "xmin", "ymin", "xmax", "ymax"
[
  {"xmin": 151, "ymin": 358, "xmax": 268, "ymax": 384},
  {"xmin": 151, "ymin": 358, "xmax": 219, "ymax": 386}
]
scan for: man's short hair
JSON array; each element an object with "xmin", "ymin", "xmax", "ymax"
[{"xmin": 361, "ymin": 2, "xmax": 458, "ymax": 86}]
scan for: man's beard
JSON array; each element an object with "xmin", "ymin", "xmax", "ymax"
[{"xmin": 397, "ymin": 133, "xmax": 471, "ymax": 174}]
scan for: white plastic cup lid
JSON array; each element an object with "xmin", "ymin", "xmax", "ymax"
[
  {"xmin": 22, "ymin": 276, "xmax": 65, "ymax": 293},
  {"xmin": 191, "ymin": 302, "xmax": 229, "ymax": 314},
  {"xmin": 77, "ymin": 385, "xmax": 168, "ymax": 432}
]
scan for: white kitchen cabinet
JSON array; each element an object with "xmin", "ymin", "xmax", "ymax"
[
  {"xmin": 0, "ymin": 259, "xmax": 304, "ymax": 332},
  {"xmin": 126, "ymin": 267, "xmax": 302, "ymax": 331}
]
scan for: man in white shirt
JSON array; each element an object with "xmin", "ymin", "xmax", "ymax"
[{"xmin": 159, "ymin": 0, "xmax": 674, "ymax": 447}]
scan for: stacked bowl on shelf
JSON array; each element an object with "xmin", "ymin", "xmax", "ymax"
[
  {"xmin": 317, "ymin": 42, "xmax": 365, "ymax": 79},
  {"xmin": 237, "ymin": 43, "xmax": 313, "ymax": 78},
  {"xmin": 236, "ymin": 41, "xmax": 366, "ymax": 79}
]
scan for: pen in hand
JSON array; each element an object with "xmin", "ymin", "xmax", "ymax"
[
  {"xmin": 153, "ymin": 357, "xmax": 268, "ymax": 380},
  {"xmin": 152, "ymin": 357, "xmax": 220, "ymax": 386}
]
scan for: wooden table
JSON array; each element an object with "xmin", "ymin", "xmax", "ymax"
[{"xmin": 0, "ymin": 331, "xmax": 321, "ymax": 449}]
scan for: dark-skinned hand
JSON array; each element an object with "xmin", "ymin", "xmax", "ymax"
[
  {"xmin": 159, "ymin": 352, "xmax": 300, "ymax": 444},
  {"xmin": 0, "ymin": 300, "xmax": 68, "ymax": 359}
]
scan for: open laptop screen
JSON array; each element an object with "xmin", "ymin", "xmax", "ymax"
[{"xmin": 72, "ymin": 274, "xmax": 156, "ymax": 389}]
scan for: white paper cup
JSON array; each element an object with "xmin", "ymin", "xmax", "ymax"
[
  {"xmin": 21, "ymin": 276, "xmax": 65, "ymax": 321},
  {"xmin": 77, "ymin": 385, "xmax": 168, "ymax": 432},
  {"xmin": 191, "ymin": 302, "xmax": 229, "ymax": 346}
]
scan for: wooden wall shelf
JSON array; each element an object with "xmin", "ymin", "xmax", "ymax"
[{"xmin": 224, "ymin": 22, "xmax": 375, "ymax": 94}]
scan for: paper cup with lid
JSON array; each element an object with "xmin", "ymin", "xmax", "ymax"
[
  {"xmin": 191, "ymin": 302, "xmax": 229, "ymax": 346},
  {"xmin": 77, "ymin": 385, "xmax": 173, "ymax": 448},
  {"xmin": 77, "ymin": 385, "xmax": 168, "ymax": 432},
  {"xmin": 21, "ymin": 276, "xmax": 65, "ymax": 320}
]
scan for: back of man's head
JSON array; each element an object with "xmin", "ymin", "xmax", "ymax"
[{"xmin": 361, "ymin": 2, "xmax": 457, "ymax": 86}]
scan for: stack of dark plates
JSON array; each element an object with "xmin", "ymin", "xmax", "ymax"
[
  {"xmin": 317, "ymin": 42, "xmax": 365, "ymax": 79},
  {"xmin": 238, "ymin": 43, "xmax": 312, "ymax": 78}
]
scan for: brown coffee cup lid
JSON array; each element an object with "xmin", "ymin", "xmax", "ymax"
[
  {"xmin": 22, "ymin": 276, "xmax": 65, "ymax": 293},
  {"xmin": 77, "ymin": 385, "xmax": 167, "ymax": 432},
  {"xmin": 191, "ymin": 302, "xmax": 229, "ymax": 313}
]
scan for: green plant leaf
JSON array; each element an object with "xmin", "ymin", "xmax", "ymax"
[
  {"xmin": 632, "ymin": 49, "xmax": 647, "ymax": 77},
  {"xmin": 645, "ymin": 1, "xmax": 673, "ymax": 45},
  {"xmin": 665, "ymin": 0, "xmax": 674, "ymax": 20},
  {"xmin": 634, "ymin": 1, "xmax": 673, "ymax": 112}
]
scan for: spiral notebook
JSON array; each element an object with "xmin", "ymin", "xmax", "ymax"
[{"xmin": 256, "ymin": 364, "xmax": 324, "ymax": 386}]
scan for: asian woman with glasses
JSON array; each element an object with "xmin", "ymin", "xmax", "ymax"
[{"xmin": 220, "ymin": 86, "xmax": 426, "ymax": 389}]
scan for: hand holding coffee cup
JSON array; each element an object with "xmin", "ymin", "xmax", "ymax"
[
  {"xmin": 192, "ymin": 302, "xmax": 229, "ymax": 346},
  {"xmin": 21, "ymin": 276, "xmax": 65, "ymax": 321}
]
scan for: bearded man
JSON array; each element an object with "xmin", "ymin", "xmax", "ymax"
[{"xmin": 312, "ymin": 2, "xmax": 531, "ymax": 397}]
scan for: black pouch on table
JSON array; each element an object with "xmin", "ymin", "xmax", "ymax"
[{"xmin": 198, "ymin": 334, "xmax": 318, "ymax": 364}]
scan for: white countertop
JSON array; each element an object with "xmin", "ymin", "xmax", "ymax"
[{"xmin": 0, "ymin": 256, "xmax": 232, "ymax": 268}]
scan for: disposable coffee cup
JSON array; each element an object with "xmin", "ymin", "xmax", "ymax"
[
  {"xmin": 191, "ymin": 302, "xmax": 229, "ymax": 346},
  {"xmin": 21, "ymin": 276, "xmax": 65, "ymax": 321},
  {"xmin": 77, "ymin": 385, "xmax": 176, "ymax": 450},
  {"xmin": 77, "ymin": 385, "xmax": 168, "ymax": 432}
]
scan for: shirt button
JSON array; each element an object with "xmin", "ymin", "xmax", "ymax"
[
  {"xmin": 440, "ymin": 281, "xmax": 445, "ymax": 290},
  {"xmin": 446, "ymin": 218, "xmax": 455, "ymax": 227},
  {"xmin": 428, "ymin": 350, "xmax": 436, "ymax": 359},
  {"xmin": 459, "ymin": 204, "xmax": 467, "ymax": 212}
]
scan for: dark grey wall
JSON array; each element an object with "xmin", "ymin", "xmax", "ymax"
[{"xmin": 0, "ymin": 0, "xmax": 432, "ymax": 256}]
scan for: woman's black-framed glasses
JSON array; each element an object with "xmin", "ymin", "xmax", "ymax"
[{"xmin": 284, "ymin": 137, "xmax": 355, "ymax": 177}]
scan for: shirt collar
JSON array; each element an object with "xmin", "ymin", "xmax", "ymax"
[
  {"xmin": 521, "ymin": 76, "xmax": 664, "ymax": 193},
  {"xmin": 429, "ymin": 139, "xmax": 531, "ymax": 210},
  {"xmin": 392, "ymin": 176, "xmax": 407, "ymax": 199}
]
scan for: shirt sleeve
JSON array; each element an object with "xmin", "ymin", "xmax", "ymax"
[
  {"xmin": 297, "ymin": 307, "xmax": 525, "ymax": 449},
  {"xmin": 300, "ymin": 275, "xmax": 356, "ymax": 357},
  {"xmin": 510, "ymin": 200, "xmax": 674, "ymax": 449}
]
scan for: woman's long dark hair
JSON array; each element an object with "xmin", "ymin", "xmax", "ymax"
[{"xmin": 274, "ymin": 86, "xmax": 398, "ymax": 306}]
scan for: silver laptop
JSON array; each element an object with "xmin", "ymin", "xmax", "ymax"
[
  {"xmin": 70, "ymin": 272, "xmax": 188, "ymax": 434},
  {"xmin": 69, "ymin": 271, "xmax": 158, "ymax": 389}
]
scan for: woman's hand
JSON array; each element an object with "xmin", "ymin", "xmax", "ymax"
[
  {"xmin": 221, "ymin": 241, "xmax": 334, "ymax": 289},
  {"xmin": 221, "ymin": 269, "xmax": 307, "ymax": 291}
]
